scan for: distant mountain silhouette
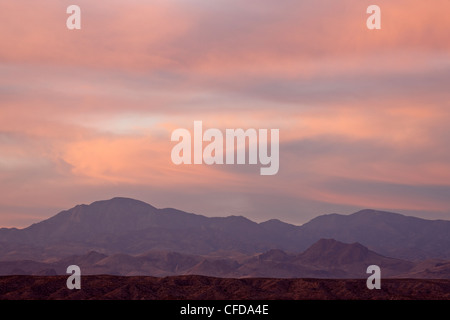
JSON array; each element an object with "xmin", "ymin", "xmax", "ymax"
[
  {"xmin": 1, "ymin": 239, "xmax": 447, "ymax": 278},
  {"xmin": 0, "ymin": 197, "xmax": 301, "ymax": 259},
  {"xmin": 0, "ymin": 197, "xmax": 449, "ymax": 262},
  {"xmin": 299, "ymin": 209, "xmax": 450, "ymax": 260},
  {"xmin": 295, "ymin": 239, "xmax": 413, "ymax": 277}
]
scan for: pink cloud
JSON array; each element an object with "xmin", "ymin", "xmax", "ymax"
[{"xmin": 1, "ymin": 0, "xmax": 449, "ymax": 226}]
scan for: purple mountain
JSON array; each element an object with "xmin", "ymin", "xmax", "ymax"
[{"xmin": 0, "ymin": 197, "xmax": 449, "ymax": 261}]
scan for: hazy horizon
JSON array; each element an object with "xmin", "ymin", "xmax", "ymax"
[{"xmin": 1, "ymin": 0, "xmax": 450, "ymax": 227}]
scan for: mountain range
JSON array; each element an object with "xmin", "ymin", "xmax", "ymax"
[
  {"xmin": 0, "ymin": 197, "xmax": 449, "ymax": 278},
  {"xmin": 1, "ymin": 197, "xmax": 450, "ymax": 260},
  {"xmin": 1, "ymin": 239, "xmax": 449, "ymax": 278}
]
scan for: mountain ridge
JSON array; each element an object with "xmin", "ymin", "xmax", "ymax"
[
  {"xmin": 0, "ymin": 197, "xmax": 449, "ymax": 261},
  {"xmin": 1, "ymin": 239, "xmax": 444, "ymax": 279}
]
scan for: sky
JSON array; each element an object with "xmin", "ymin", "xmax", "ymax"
[{"xmin": 1, "ymin": 0, "xmax": 449, "ymax": 227}]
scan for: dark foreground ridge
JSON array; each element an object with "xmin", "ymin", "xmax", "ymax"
[{"xmin": 0, "ymin": 275, "xmax": 449, "ymax": 300}]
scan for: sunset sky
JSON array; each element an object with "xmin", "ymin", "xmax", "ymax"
[{"xmin": 1, "ymin": 0, "xmax": 449, "ymax": 227}]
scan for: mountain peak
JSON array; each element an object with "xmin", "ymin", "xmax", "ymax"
[
  {"xmin": 89, "ymin": 197, "xmax": 156, "ymax": 209},
  {"xmin": 299, "ymin": 239, "xmax": 372, "ymax": 265},
  {"xmin": 258, "ymin": 249, "xmax": 289, "ymax": 261},
  {"xmin": 16, "ymin": 197, "xmax": 163, "ymax": 245}
]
